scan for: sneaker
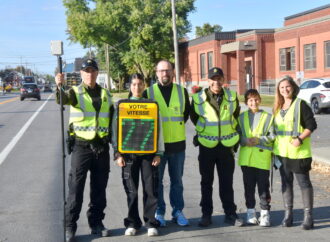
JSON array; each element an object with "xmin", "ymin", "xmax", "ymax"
[
  {"xmin": 259, "ymin": 210, "xmax": 270, "ymax": 227},
  {"xmin": 125, "ymin": 227, "xmax": 137, "ymax": 236},
  {"xmin": 155, "ymin": 214, "xmax": 167, "ymax": 227},
  {"xmin": 198, "ymin": 215, "xmax": 212, "ymax": 227},
  {"xmin": 172, "ymin": 210, "xmax": 189, "ymax": 226},
  {"xmin": 147, "ymin": 228, "xmax": 159, "ymax": 237},
  {"xmin": 224, "ymin": 214, "xmax": 244, "ymax": 227},
  {"xmin": 91, "ymin": 223, "xmax": 111, "ymax": 237},
  {"xmin": 246, "ymin": 208, "xmax": 258, "ymax": 225},
  {"xmin": 65, "ymin": 228, "xmax": 76, "ymax": 242}
]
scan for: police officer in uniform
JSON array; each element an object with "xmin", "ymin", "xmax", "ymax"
[
  {"xmin": 190, "ymin": 67, "xmax": 244, "ymax": 227},
  {"xmin": 143, "ymin": 60, "xmax": 190, "ymax": 227},
  {"xmin": 55, "ymin": 59, "xmax": 114, "ymax": 241}
]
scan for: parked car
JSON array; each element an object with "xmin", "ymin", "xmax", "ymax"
[
  {"xmin": 298, "ymin": 78, "xmax": 330, "ymax": 114},
  {"xmin": 20, "ymin": 83, "xmax": 40, "ymax": 101}
]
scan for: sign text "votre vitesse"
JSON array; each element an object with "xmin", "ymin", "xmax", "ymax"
[{"xmin": 127, "ymin": 104, "xmax": 149, "ymax": 115}]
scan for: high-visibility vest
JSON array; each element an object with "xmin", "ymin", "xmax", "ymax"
[
  {"xmin": 192, "ymin": 88, "xmax": 239, "ymax": 148},
  {"xmin": 147, "ymin": 83, "xmax": 185, "ymax": 143},
  {"xmin": 238, "ymin": 110, "xmax": 273, "ymax": 170},
  {"xmin": 69, "ymin": 85, "xmax": 112, "ymax": 140},
  {"xmin": 273, "ymin": 98, "xmax": 312, "ymax": 159}
]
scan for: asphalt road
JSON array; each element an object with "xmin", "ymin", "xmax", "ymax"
[{"xmin": 0, "ymin": 93, "xmax": 329, "ymax": 242}]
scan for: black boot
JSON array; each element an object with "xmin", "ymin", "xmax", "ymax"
[
  {"xmin": 301, "ymin": 188, "xmax": 314, "ymax": 230},
  {"xmin": 282, "ymin": 188, "xmax": 293, "ymax": 227},
  {"xmin": 198, "ymin": 215, "xmax": 212, "ymax": 227},
  {"xmin": 65, "ymin": 227, "xmax": 76, "ymax": 242}
]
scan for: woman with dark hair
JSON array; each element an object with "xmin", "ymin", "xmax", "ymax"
[
  {"xmin": 112, "ymin": 73, "xmax": 164, "ymax": 237},
  {"xmin": 273, "ymin": 76, "xmax": 317, "ymax": 230}
]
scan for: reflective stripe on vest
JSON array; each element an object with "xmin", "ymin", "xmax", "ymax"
[
  {"xmin": 192, "ymin": 88, "xmax": 239, "ymax": 148},
  {"xmin": 147, "ymin": 83, "xmax": 185, "ymax": 143},
  {"xmin": 69, "ymin": 85, "xmax": 112, "ymax": 140},
  {"xmin": 273, "ymin": 98, "xmax": 312, "ymax": 159},
  {"xmin": 238, "ymin": 111, "xmax": 273, "ymax": 170}
]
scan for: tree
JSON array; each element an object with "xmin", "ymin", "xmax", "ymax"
[
  {"xmin": 63, "ymin": 0, "xmax": 195, "ymax": 85},
  {"xmin": 195, "ymin": 23, "xmax": 222, "ymax": 37}
]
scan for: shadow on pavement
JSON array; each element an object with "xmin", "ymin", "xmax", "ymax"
[{"xmin": 71, "ymin": 207, "xmax": 330, "ymax": 241}]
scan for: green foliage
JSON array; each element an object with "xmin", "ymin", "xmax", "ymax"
[
  {"xmin": 63, "ymin": 0, "xmax": 195, "ymax": 85},
  {"xmin": 44, "ymin": 74, "xmax": 55, "ymax": 83},
  {"xmin": 195, "ymin": 23, "xmax": 222, "ymax": 37}
]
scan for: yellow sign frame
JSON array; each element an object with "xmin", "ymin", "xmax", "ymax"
[{"xmin": 117, "ymin": 100, "xmax": 158, "ymax": 154}]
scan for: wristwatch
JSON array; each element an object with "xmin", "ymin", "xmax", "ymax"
[{"xmin": 294, "ymin": 136, "xmax": 303, "ymax": 145}]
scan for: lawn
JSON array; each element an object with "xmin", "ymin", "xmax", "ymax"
[
  {"xmin": 111, "ymin": 91, "xmax": 130, "ymax": 100},
  {"xmin": 238, "ymin": 94, "xmax": 275, "ymax": 108}
]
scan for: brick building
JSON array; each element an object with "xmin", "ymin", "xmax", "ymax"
[{"xmin": 179, "ymin": 4, "xmax": 330, "ymax": 94}]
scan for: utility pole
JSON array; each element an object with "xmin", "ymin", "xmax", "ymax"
[
  {"xmin": 171, "ymin": 0, "xmax": 181, "ymax": 85},
  {"xmin": 20, "ymin": 56, "xmax": 23, "ymax": 75},
  {"xmin": 25, "ymin": 62, "xmax": 28, "ymax": 75},
  {"xmin": 104, "ymin": 43, "xmax": 112, "ymax": 90}
]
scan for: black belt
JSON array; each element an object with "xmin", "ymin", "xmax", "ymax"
[{"xmin": 75, "ymin": 137, "xmax": 109, "ymax": 146}]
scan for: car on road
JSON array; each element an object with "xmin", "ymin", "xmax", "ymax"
[
  {"xmin": 298, "ymin": 78, "xmax": 330, "ymax": 114},
  {"xmin": 20, "ymin": 83, "xmax": 40, "ymax": 101},
  {"xmin": 43, "ymin": 85, "xmax": 52, "ymax": 92},
  {"xmin": 22, "ymin": 76, "xmax": 37, "ymax": 84}
]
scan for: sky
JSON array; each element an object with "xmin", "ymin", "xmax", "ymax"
[{"xmin": 0, "ymin": 0, "xmax": 329, "ymax": 75}]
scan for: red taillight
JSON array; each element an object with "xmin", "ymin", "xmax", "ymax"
[
  {"xmin": 320, "ymin": 94, "xmax": 326, "ymax": 99},
  {"xmin": 21, "ymin": 88, "xmax": 26, "ymax": 92},
  {"xmin": 34, "ymin": 88, "xmax": 39, "ymax": 92}
]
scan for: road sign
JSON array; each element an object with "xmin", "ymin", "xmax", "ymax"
[{"xmin": 117, "ymin": 100, "xmax": 159, "ymax": 154}]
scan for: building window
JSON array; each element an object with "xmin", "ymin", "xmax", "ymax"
[
  {"xmin": 279, "ymin": 47, "xmax": 295, "ymax": 71},
  {"xmin": 200, "ymin": 53, "xmax": 206, "ymax": 79},
  {"xmin": 207, "ymin": 51, "xmax": 213, "ymax": 71},
  {"xmin": 325, "ymin": 41, "xmax": 330, "ymax": 68},
  {"xmin": 304, "ymin": 43, "xmax": 316, "ymax": 70}
]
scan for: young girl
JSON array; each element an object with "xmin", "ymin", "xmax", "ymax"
[
  {"xmin": 112, "ymin": 73, "xmax": 164, "ymax": 237},
  {"xmin": 238, "ymin": 89, "xmax": 274, "ymax": 227},
  {"xmin": 273, "ymin": 76, "xmax": 317, "ymax": 230}
]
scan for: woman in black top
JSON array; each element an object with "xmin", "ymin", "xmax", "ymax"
[{"xmin": 273, "ymin": 76, "xmax": 317, "ymax": 230}]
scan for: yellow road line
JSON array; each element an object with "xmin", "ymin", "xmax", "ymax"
[{"xmin": 0, "ymin": 97, "xmax": 19, "ymax": 105}]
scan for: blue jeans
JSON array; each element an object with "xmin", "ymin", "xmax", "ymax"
[{"xmin": 156, "ymin": 151, "xmax": 185, "ymax": 217}]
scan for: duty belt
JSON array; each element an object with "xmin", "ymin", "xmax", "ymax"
[{"xmin": 198, "ymin": 132, "xmax": 238, "ymax": 141}]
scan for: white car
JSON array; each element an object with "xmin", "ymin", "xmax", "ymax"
[{"xmin": 298, "ymin": 78, "xmax": 330, "ymax": 114}]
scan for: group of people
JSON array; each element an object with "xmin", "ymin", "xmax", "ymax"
[{"xmin": 55, "ymin": 58, "xmax": 316, "ymax": 242}]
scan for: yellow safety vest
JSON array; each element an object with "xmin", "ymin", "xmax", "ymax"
[
  {"xmin": 273, "ymin": 98, "xmax": 312, "ymax": 159},
  {"xmin": 69, "ymin": 85, "xmax": 112, "ymax": 140},
  {"xmin": 192, "ymin": 88, "xmax": 239, "ymax": 148},
  {"xmin": 147, "ymin": 83, "xmax": 185, "ymax": 143},
  {"xmin": 238, "ymin": 110, "xmax": 273, "ymax": 170}
]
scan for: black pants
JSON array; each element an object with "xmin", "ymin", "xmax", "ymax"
[
  {"xmin": 65, "ymin": 143, "xmax": 110, "ymax": 230},
  {"xmin": 279, "ymin": 164, "xmax": 313, "ymax": 192},
  {"xmin": 122, "ymin": 154, "xmax": 159, "ymax": 229},
  {"xmin": 241, "ymin": 166, "xmax": 271, "ymax": 210},
  {"xmin": 198, "ymin": 144, "xmax": 237, "ymax": 216}
]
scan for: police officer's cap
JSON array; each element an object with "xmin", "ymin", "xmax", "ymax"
[
  {"xmin": 81, "ymin": 59, "xmax": 99, "ymax": 71},
  {"xmin": 208, "ymin": 67, "xmax": 224, "ymax": 79}
]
